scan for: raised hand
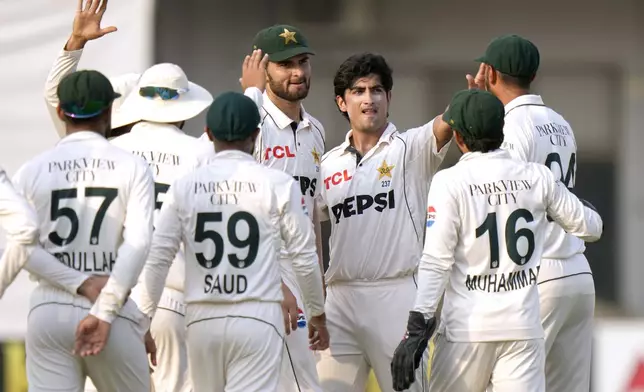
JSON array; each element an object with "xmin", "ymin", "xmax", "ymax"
[
  {"xmin": 240, "ymin": 49, "xmax": 270, "ymax": 92},
  {"xmin": 66, "ymin": 0, "xmax": 118, "ymax": 51}
]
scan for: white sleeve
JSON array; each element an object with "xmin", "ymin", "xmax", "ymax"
[
  {"xmin": 137, "ymin": 183, "xmax": 184, "ymax": 318},
  {"xmin": 24, "ymin": 247, "xmax": 88, "ymax": 295},
  {"xmin": 542, "ymin": 168, "xmax": 603, "ymax": 242},
  {"xmin": 404, "ymin": 119, "xmax": 452, "ymax": 181},
  {"xmin": 89, "ymin": 163, "xmax": 155, "ymax": 323},
  {"xmin": 45, "ymin": 49, "xmax": 84, "ymax": 139},
  {"xmin": 279, "ymin": 179, "xmax": 325, "ymax": 317},
  {"xmin": 0, "ymin": 167, "xmax": 40, "ymax": 297},
  {"xmin": 413, "ymin": 173, "xmax": 459, "ymax": 319},
  {"xmin": 501, "ymin": 119, "xmax": 533, "ymax": 162}
]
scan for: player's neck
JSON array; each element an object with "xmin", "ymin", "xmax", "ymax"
[
  {"xmin": 65, "ymin": 127, "xmax": 105, "ymax": 138},
  {"xmin": 266, "ymin": 89, "xmax": 302, "ymax": 122},
  {"xmin": 350, "ymin": 122, "xmax": 388, "ymax": 156},
  {"xmin": 494, "ymin": 86, "xmax": 531, "ymax": 106}
]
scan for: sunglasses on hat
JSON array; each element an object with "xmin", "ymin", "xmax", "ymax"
[{"xmin": 139, "ymin": 86, "xmax": 188, "ymax": 100}]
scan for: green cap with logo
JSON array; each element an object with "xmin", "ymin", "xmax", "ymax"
[
  {"xmin": 206, "ymin": 91, "xmax": 260, "ymax": 142},
  {"xmin": 475, "ymin": 34, "xmax": 540, "ymax": 78},
  {"xmin": 442, "ymin": 90, "xmax": 505, "ymax": 139},
  {"xmin": 58, "ymin": 70, "xmax": 121, "ymax": 119},
  {"xmin": 252, "ymin": 24, "xmax": 315, "ymax": 62}
]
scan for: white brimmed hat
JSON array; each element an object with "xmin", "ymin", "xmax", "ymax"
[
  {"xmin": 116, "ymin": 63, "xmax": 213, "ymax": 125},
  {"xmin": 109, "ymin": 73, "xmax": 141, "ymax": 128}
]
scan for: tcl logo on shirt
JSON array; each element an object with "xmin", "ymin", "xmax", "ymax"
[
  {"xmin": 324, "ymin": 169, "xmax": 353, "ymax": 189},
  {"xmin": 264, "ymin": 145, "xmax": 296, "ymax": 160},
  {"xmin": 330, "ymin": 189, "xmax": 396, "ymax": 223}
]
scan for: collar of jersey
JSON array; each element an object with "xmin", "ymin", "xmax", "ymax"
[
  {"xmin": 128, "ymin": 121, "xmax": 186, "ymax": 135},
  {"xmin": 212, "ymin": 150, "xmax": 255, "ymax": 161},
  {"xmin": 262, "ymin": 91, "xmax": 311, "ymax": 130},
  {"xmin": 504, "ymin": 94, "xmax": 544, "ymax": 114},
  {"xmin": 459, "ymin": 148, "xmax": 510, "ymax": 162},
  {"xmin": 57, "ymin": 131, "xmax": 108, "ymax": 145},
  {"xmin": 340, "ymin": 122, "xmax": 397, "ymax": 152}
]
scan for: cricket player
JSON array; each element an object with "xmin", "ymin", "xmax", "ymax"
[
  {"xmin": 316, "ymin": 52, "xmax": 452, "ymax": 392},
  {"xmin": 0, "ymin": 167, "xmax": 107, "ymax": 302},
  {"xmin": 239, "ymin": 24, "xmax": 326, "ymax": 392},
  {"xmin": 105, "ymin": 61, "xmax": 214, "ymax": 392},
  {"xmin": 469, "ymin": 34, "xmax": 596, "ymax": 392},
  {"xmin": 45, "ymin": 0, "xmax": 141, "ymax": 140},
  {"xmin": 391, "ymin": 89, "xmax": 604, "ymax": 392},
  {"xmin": 13, "ymin": 70, "xmax": 155, "ymax": 391},
  {"xmin": 134, "ymin": 91, "xmax": 328, "ymax": 392}
]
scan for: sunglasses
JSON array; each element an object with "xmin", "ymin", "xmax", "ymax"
[{"xmin": 139, "ymin": 86, "xmax": 188, "ymax": 100}]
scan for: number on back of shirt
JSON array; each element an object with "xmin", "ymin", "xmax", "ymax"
[
  {"xmin": 194, "ymin": 211, "xmax": 260, "ymax": 295},
  {"xmin": 49, "ymin": 187, "xmax": 118, "ymax": 246},
  {"xmin": 475, "ymin": 208, "xmax": 535, "ymax": 269},
  {"xmin": 545, "ymin": 152, "xmax": 576, "ymax": 222}
]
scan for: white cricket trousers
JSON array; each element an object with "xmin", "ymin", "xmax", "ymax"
[
  {"xmin": 26, "ymin": 285, "xmax": 150, "ymax": 392},
  {"xmin": 186, "ymin": 301, "xmax": 284, "ymax": 392},
  {"xmin": 279, "ymin": 279, "xmax": 322, "ymax": 392},
  {"xmin": 316, "ymin": 276, "xmax": 429, "ymax": 392},
  {"xmin": 430, "ymin": 334, "xmax": 545, "ymax": 392},
  {"xmin": 538, "ymin": 256, "xmax": 595, "ymax": 392},
  {"xmin": 149, "ymin": 287, "xmax": 190, "ymax": 392}
]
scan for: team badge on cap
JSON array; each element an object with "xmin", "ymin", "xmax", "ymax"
[{"xmin": 426, "ymin": 206, "xmax": 436, "ymax": 227}]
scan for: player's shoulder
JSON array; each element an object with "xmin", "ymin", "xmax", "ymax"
[
  {"xmin": 320, "ymin": 142, "xmax": 346, "ymax": 165},
  {"xmin": 306, "ymin": 113, "xmax": 326, "ymax": 141}
]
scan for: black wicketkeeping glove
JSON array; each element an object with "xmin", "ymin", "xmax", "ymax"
[{"xmin": 391, "ymin": 311, "xmax": 436, "ymax": 391}]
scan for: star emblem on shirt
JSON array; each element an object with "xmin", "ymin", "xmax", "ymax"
[
  {"xmin": 311, "ymin": 147, "xmax": 321, "ymax": 165},
  {"xmin": 377, "ymin": 160, "xmax": 395, "ymax": 179},
  {"xmin": 279, "ymin": 28, "xmax": 298, "ymax": 45}
]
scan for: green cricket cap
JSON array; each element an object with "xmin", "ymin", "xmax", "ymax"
[
  {"xmin": 442, "ymin": 90, "xmax": 505, "ymax": 139},
  {"xmin": 57, "ymin": 70, "xmax": 120, "ymax": 119},
  {"xmin": 475, "ymin": 34, "xmax": 540, "ymax": 78},
  {"xmin": 252, "ymin": 24, "xmax": 315, "ymax": 62},
  {"xmin": 206, "ymin": 92, "xmax": 260, "ymax": 142}
]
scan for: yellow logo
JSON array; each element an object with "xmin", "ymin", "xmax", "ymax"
[
  {"xmin": 449, "ymin": 119, "xmax": 454, "ymax": 125},
  {"xmin": 377, "ymin": 160, "xmax": 395, "ymax": 179},
  {"xmin": 279, "ymin": 28, "xmax": 298, "ymax": 45},
  {"xmin": 311, "ymin": 147, "xmax": 321, "ymax": 165}
]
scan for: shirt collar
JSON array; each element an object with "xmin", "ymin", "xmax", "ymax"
[
  {"xmin": 212, "ymin": 150, "xmax": 255, "ymax": 161},
  {"xmin": 458, "ymin": 149, "xmax": 510, "ymax": 162},
  {"xmin": 262, "ymin": 91, "xmax": 311, "ymax": 130},
  {"xmin": 57, "ymin": 131, "xmax": 108, "ymax": 146},
  {"xmin": 504, "ymin": 94, "xmax": 545, "ymax": 114},
  {"xmin": 129, "ymin": 121, "xmax": 186, "ymax": 135},
  {"xmin": 340, "ymin": 122, "xmax": 398, "ymax": 153}
]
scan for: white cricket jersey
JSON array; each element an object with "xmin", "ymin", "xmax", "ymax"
[
  {"xmin": 12, "ymin": 131, "xmax": 155, "ymax": 323},
  {"xmin": 413, "ymin": 149, "xmax": 603, "ymax": 342},
  {"xmin": 317, "ymin": 121, "xmax": 449, "ymax": 283},
  {"xmin": 136, "ymin": 150, "xmax": 325, "ymax": 324},
  {"xmin": 244, "ymin": 87, "xmax": 325, "ymax": 292},
  {"xmin": 501, "ymin": 95, "xmax": 588, "ymax": 280},
  {"xmin": 110, "ymin": 121, "xmax": 214, "ymax": 293}
]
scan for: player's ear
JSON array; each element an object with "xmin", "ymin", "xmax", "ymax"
[
  {"xmin": 205, "ymin": 127, "xmax": 214, "ymax": 142},
  {"xmin": 56, "ymin": 104, "xmax": 67, "ymax": 122},
  {"xmin": 335, "ymin": 95, "xmax": 347, "ymax": 114}
]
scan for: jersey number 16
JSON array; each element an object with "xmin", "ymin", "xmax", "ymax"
[{"xmin": 475, "ymin": 209, "xmax": 536, "ymax": 269}]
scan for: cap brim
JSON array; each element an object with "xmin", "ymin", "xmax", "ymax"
[
  {"xmin": 474, "ymin": 55, "xmax": 487, "ymax": 63},
  {"xmin": 269, "ymin": 47, "xmax": 316, "ymax": 62}
]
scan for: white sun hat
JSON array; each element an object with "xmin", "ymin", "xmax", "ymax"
[
  {"xmin": 116, "ymin": 63, "xmax": 214, "ymax": 125},
  {"xmin": 109, "ymin": 73, "xmax": 141, "ymax": 128}
]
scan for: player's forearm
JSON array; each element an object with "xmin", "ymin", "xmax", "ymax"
[
  {"xmin": 24, "ymin": 247, "xmax": 88, "ymax": 294},
  {"xmin": 548, "ymin": 184, "xmax": 604, "ymax": 242},
  {"xmin": 312, "ymin": 207, "xmax": 326, "ymax": 280},
  {"xmin": 137, "ymin": 243, "xmax": 179, "ymax": 318},
  {"xmin": 413, "ymin": 254, "xmax": 451, "ymax": 319},
  {"xmin": 291, "ymin": 251, "xmax": 326, "ymax": 318},
  {"xmin": 432, "ymin": 115, "xmax": 453, "ymax": 151},
  {"xmin": 45, "ymin": 47, "xmax": 83, "ymax": 138}
]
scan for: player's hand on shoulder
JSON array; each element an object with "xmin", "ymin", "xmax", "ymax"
[
  {"xmin": 308, "ymin": 313, "xmax": 330, "ymax": 351},
  {"xmin": 74, "ymin": 315, "xmax": 111, "ymax": 357},
  {"xmin": 281, "ymin": 282, "xmax": 299, "ymax": 335},
  {"xmin": 240, "ymin": 49, "xmax": 269, "ymax": 92},
  {"xmin": 391, "ymin": 311, "xmax": 436, "ymax": 391}
]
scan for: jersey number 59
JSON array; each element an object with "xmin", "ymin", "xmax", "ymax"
[
  {"xmin": 475, "ymin": 209, "xmax": 536, "ymax": 269},
  {"xmin": 194, "ymin": 212, "xmax": 260, "ymax": 270}
]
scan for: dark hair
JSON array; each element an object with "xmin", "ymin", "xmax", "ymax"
[
  {"xmin": 460, "ymin": 134, "xmax": 504, "ymax": 153},
  {"xmin": 498, "ymin": 72, "xmax": 533, "ymax": 90},
  {"xmin": 333, "ymin": 53, "xmax": 393, "ymax": 120}
]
